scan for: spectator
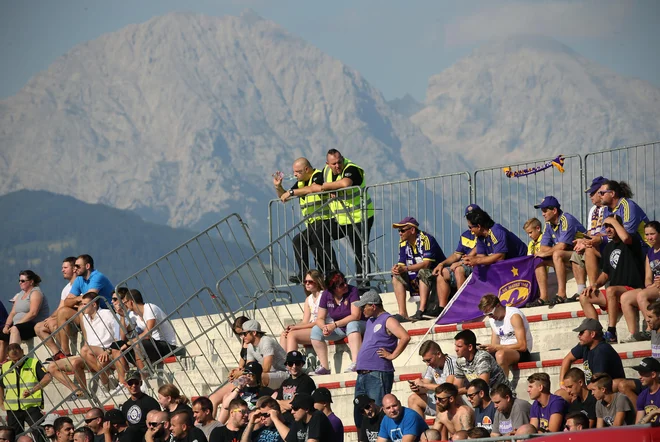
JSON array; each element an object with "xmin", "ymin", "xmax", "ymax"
[
  {"xmin": 490, "ymin": 384, "xmax": 531, "ymax": 436},
  {"xmin": 600, "ymin": 180, "xmax": 650, "ymax": 248},
  {"xmin": 217, "ymin": 362, "xmax": 275, "ymax": 422},
  {"xmin": 53, "ymin": 417, "xmax": 74, "ymax": 442},
  {"xmin": 105, "ymin": 287, "xmax": 140, "ymax": 393},
  {"xmin": 310, "ymin": 270, "xmax": 365, "ymax": 375},
  {"xmin": 563, "ymin": 412, "xmax": 588, "ymax": 431},
  {"xmin": 377, "ymin": 394, "xmax": 428, "ymax": 442},
  {"xmin": 530, "ymin": 196, "xmax": 587, "ymax": 306},
  {"xmin": 158, "ymin": 384, "xmax": 193, "ymax": 421},
  {"xmin": 273, "ymin": 158, "xmax": 335, "ymax": 282},
  {"xmin": 589, "ymin": 373, "xmax": 635, "ymax": 427},
  {"xmin": 634, "ymin": 357, "xmax": 660, "ymax": 424},
  {"xmin": 527, "ymin": 372, "xmax": 568, "ymax": 433},
  {"xmin": 240, "ymin": 397, "xmax": 283, "ymax": 442},
  {"xmin": 0, "ymin": 344, "xmax": 52, "ymax": 435},
  {"xmin": 144, "ymin": 410, "xmax": 171, "ymax": 442},
  {"xmin": 17, "ymin": 435, "xmax": 33, "ymax": 442},
  {"xmin": 319, "ymin": 149, "xmax": 375, "ymax": 279},
  {"xmin": 210, "ymin": 397, "xmax": 249, "ymax": 442},
  {"xmin": 420, "ymin": 429, "xmax": 441, "ymax": 442},
  {"xmin": 432, "ymin": 383, "xmax": 474, "ymax": 441},
  {"xmin": 621, "ymin": 221, "xmax": 660, "ymax": 341},
  {"xmin": 408, "ymin": 340, "xmax": 456, "ymax": 418},
  {"xmin": 466, "ymin": 427, "xmax": 490, "ymax": 439},
  {"xmin": 277, "ymin": 351, "xmax": 316, "ymax": 413},
  {"xmin": 514, "ymin": 424, "xmax": 537, "ymax": 435},
  {"xmin": 452, "ymin": 329, "xmax": 510, "ymax": 395},
  {"xmin": 478, "ymin": 294, "xmax": 533, "ymax": 376},
  {"xmin": 560, "ymin": 368, "xmax": 596, "ymax": 428},
  {"xmin": 390, "ymin": 217, "xmax": 446, "ymax": 321},
  {"xmin": 432, "ymin": 205, "xmax": 479, "ymax": 313},
  {"xmin": 270, "ymin": 393, "xmax": 334, "ymax": 442},
  {"xmin": 83, "ymin": 407, "xmax": 105, "ymax": 442},
  {"xmin": 41, "ymin": 414, "xmax": 58, "ymax": 441},
  {"xmin": 105, "ymin": 408, "xmax": 144, "ymax": 442},
  {"xmin": 280, "ymin": 270, "xmax": 325, "ymax": 352},
  {"xmin": 192, "ymin": 397, "xmax": 221, "ymax": 440},
  {"xmin": 121, "ymin": 370, "xmax": 160, "ymax": 434},
  {"xmin": 579, "ymin": 215, "xmax": 645, "ymax": 343},
  {"xmin": 239, "ymin": 320, "xmax": 288, "ymax": 389},
  {"xmin": 467, "ymin": 379, "xmax": 495, "ymax": 433},
  {"xmin": 312, "ymin": 388, "xmax": 344, "ymax": 442},
  {"xmin": 73, "ymin": 427, "xmax": 94, "ymax": 442},
  {"xmin": 0, "ymin": 427, "xmax": 15, "ymax": 442},
  {"xmin": 169, "ymin": 410, "xmax": 208, "ymax": 442},
  {"xmin": 647, "ymin": 300, "xmax": 660, "ymax": 359},
  {"xmin": 0, "ymin": 270, "xmax": 49, "ymax": 361},
  {"xmin": 451, "ymin": 430, "xmax": 467, "ymax": 440},
  {"xmin": 523, "ymin": 218, "xmax": 543, "ymax": 256},
  {"xmin": 34, "ymin": 257, "xmax": 77, "ymax": 365},
  {"xmin": 463, "ymin": 209, "xmax": 527, "ymax": 267},
  {"xmin": 354, "ymin": 395, "xmax": 384, "ymax": 442},
  {"xmin": 353, "ymin": 291, "xmax": 410, "ymax": 426}
]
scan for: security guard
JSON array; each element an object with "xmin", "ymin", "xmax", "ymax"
[{"xmin": 0, "ymin": 344, "xmax": 52, "ymax": 435}]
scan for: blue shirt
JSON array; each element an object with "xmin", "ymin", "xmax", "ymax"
[
  {"xmin": 603, "ymin": 197, "xmax": 649, "ymax": 247},
  {"xmin": 70, "ymin": 269, "xmax": 114, "ymax": 304},
  {"xmin": 397, "ymin": 231, "xmax": 446, "ymax": 280},
  {"xmin": 455, "ymin": 229, "xmax": 477, "ymax": 256},
  {"xmin": 378, "ymin": 407, "xmax": 428, "ymax": 442},
  {"xmin": 540, "ymin": 212, "xmax": 587, "ymax": 247},
  {"xmin": 476, "ymin": 224, "xmax": 527, "ymax": 260}
]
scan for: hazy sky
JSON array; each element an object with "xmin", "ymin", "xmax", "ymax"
[{"xmin": 1, "ymin": 0, "xmax": 658, "ymax": 101}]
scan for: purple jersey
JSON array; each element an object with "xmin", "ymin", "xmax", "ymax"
[
  {"xmin": 355, "ymin": 313, "xmax": 398, "ymax": 372},
  {"xmin": 476, "ymin": 223, "xmax": 527, "ymax": 259},
  {"xmin": 540, "ymin": 212, "xmax": 587, "ymax": 247},
  {"xmin": 603, "ymin": 197, "xmax": 649, "ymax": 247},
  {"xmin": 318, "ymin": 285, "xmax": 362, "ymax": 323},
  {"xmin": 649, "ymin": 247, "xmax": 660, "ymax": 279},
  {"xmin": 398, "ymin": 230, "xmax": 446, "ymax": 280},
  {"xmin": 455, "ymin": 230, "xmax": 477, "ymax": 255},
  {"xmin": 636, "ymin": 386, "xmax": 660, "ymax": 423},
  {"xmin": 530, "ymin": 394, "xmax": 568, "ymax": 431}
]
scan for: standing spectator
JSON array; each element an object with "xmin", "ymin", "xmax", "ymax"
[
  {"xmin": 467, "ymin": 379, "xmax": 496, "ymax": 433},
  {"xmin": 354, "ymin": 395, "xmax": 384, "ymax": 442},
  {"xmin": 277, "ymin": 351, "xmax": 316, "ymax": 412},
  {"xmin": 561, "ymin": 368, "xmax": 596, "ymax": 428},
  {"xmin": 240, "ymin": 397, "xmax": 283, "ymax": 442},
  {"xmin": 169, "ymin": 410, "xmax": 208, "ymax": 442},
  {"xmin": 273, "ymin": 158, "xmax": 335, "ymax": 282},
  {"xmin": 53, "ymin": 417, "xmax": 74, "ymax": 442},
  {"xmin": 452, "ymin": 330, "xmax": 510, "ymax": 395},
  {"xmin": 269, "ymin": 393, "xmax": 334, "ymax": 442},
  {"xmin": 209, "ymin": 398, "xmax": 249, "ymax": 442},
  {"xmin": 280, "ymin": 270, "xmax": 325, "ymax": 352},
  {"xmin": 589, "ymin": 373, "xmax": 635, "ymax": 427},
  {"xmin": 408, "ymin": 340, "xmax": 456, "ymax": 418},
  {"xmin": 192, "ymin": 397, "xmax": 221, "ymax": 440},
  {"xmin": 319, "ymin": 149, "xmax": 375, "ymax": 279},
  {"xmin": 83, "ymin": 407, "xmax": 105, "ymax": 442},
  {"xmin": 527, "ymin": 373, "xmax": 568, "ymax": 433},
  {"xmin": 633, "ymin": 358, "xmax": 660, "ymax": 424},
  {"xmin": 490, "ymin": 384, "xmax": 531, "ymax": 437},
  {"xmin": 563, "ymin": 412, "xmax": 588, "ymax": 431},
  {"xmin": 353, "ymin": 291, "xmax": 410, "ymax": 426},
  {"xmin": 0, "ymin": 344, "xmax": 52, "ymax": 436},
  {"xmin": 390, "ymin": 217, "xmax": 446, "ymax": 321},
  {"xmin": 309, "ymin": 270, "xmax": 365, "ymax": 375},
  {"xmin": 463, "ymin": 209, "xmax": 527, "ymax": 267},
  {"xmin": 158, "ymin": 384, "xmax": 193, "ymax": 421},
  {"xmin": 377, "ymin": 394, "xmax": 428, "ymax": 442},
  {"xmin": 530, "ymin": 196, "xmax": 587, "ymax": 306},
  {"xmin": 478, "ymin": 294, "xmax": 533, "ymax": 376},
  {"xmin": 121, "ymin": 370, "xmax": 160, "ymax": 435},
  {"xmin": 431, "ymin": 383, "xmax": 474, "ymax": 441},
  {"xmin": 312, "ymin": 388, "xmax": 344, "ymax": 442},
  {"xmin": 240, "ymin": 320, "xmax": 288, "ymax": 389}
]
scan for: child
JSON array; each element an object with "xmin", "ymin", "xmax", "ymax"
[{"xmin": 524, "ymin": 218, "xmax": 543, "ymax": 256}]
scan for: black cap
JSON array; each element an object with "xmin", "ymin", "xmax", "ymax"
[
  {"xmin": 632, "ymin": 357, "xmax": 660, "ymax": 373},
  {"xmin": 354, "ymin": 394, "xmax": 374, "ymax": 409},
  {"xmin": 105, "ymin": 409, "xmax": 125, "ymax": 425},
  {"xmin": 244, "ymin": 361, "xmax": 263, "ymax": 377},
  {"xmin": 286, "ymin": 351, "xmax": 305, "ymax": 364},
  {"xmin": 290, "ymin": 393, "xmax": 314, "ymax": 411},
  {"xmin": 126, "ymin": 370, "xmax": 141, "ymax": 382},
  {"xmin": 312, "ymin": 387, "xmax": 333, "ymax": 404}
]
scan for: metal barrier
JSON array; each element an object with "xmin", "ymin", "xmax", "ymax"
[{"xmin": 585, "ymin": 140, "xmax": 660, "ymax": 221}]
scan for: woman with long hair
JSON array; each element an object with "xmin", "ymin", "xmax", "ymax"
[{"xmin": 279, "ymin": 269, "xmax": 325, "ymax": 352}]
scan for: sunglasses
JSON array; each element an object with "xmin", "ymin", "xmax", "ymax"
[
  {"xmin": 147, "ymin": 421, "xmax": 165, "ymax": 428},
  {"xmin": 74, "ymin": 264, "xmax": 82, "ymax": 268},
  {"xmin": 127, "ymin": 379, "xmax": 141, "ymax": 386},
  {"xmin": 466, "ymin": 392, "xmax": 479, "ymax": 399},
  {"xmin": 484, "ymin": 306, "xmax": 498, "ymax": 317},
  {"xmin": 435, "ymin": 396, "xmax": 451, "ymax": 402},
  {"xmin": 84, "ymin": 417, "xmax": 100, "ymax": 423},
  {"xmin": 285, "ymin": 361, "xmax": 303, "ymax": 367},
  {"xmin": 398, "ymin": 227, "xmax": 411, "ymax": 233},
  {"xmin": 239, "ymin": 331, "xmax": 251, "ymax": 337},
  {"xmin": 112, "ymin": 297, "xmax": 119, "ymax": 301},
  {"xmin": 303, "ymin": 280, "xmax": 316, "ymax": 285},
  {"xmin": 18, "ymin": 279, "xmax": 28, "ymax": 283},
  {"xmin": 231, "ymin": 409, "xmax": 249, "ymax": 414},
  {"xmin": 334, "ymin": 281, "xmax": 348, "ymax": 289},
  {"xmin": 256, "ymin": 412, "xmax": 269, "ymax": 418},
  {"xmin": 291, "ymin": 406, "xmax": 300, "ymax": 412}
]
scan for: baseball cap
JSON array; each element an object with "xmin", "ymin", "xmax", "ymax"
[
  {"xmin": 312, "ymin": 387, "xmax": 333, "ymax": 404},
  {"xmin": 243, "ymin": 361, "xmax": 263, "ymax": 377},
  {"xmin": 534, "ymin": 196, "xmax": 561, "ymax": 210},
  {"xmin": 354, "ymin": 394, "xmax": 374, "ymax": 409},
  {"xmin": 242, "ymin": 320, "xmax": 262, "ymax": 333},
  {"xmin": 353, "ymin": 290, "xmax": 383, "ymax": 308},
  {"xmin": 41, "ymin": 414, "xmax": 57, "ymax": 427},
  {"xmin": 126, "ymin": 370, "xmax": 141, "ymax": 382},
  {"xmin": 392, "ymin": 217, "xmax": 419, "ymax": 229},
  {"xmin": 290, "ymin": 393, "xmax": 314, "ymax": 411},
  {"xmin": 632, "ymin": 357, "xmax": 660, "ymax": 373},
  {"xmin": 105, "ymin": 409, "xmax": 126, "ymax": 426},
  {"xmin": 585, "ymin": 176, "xmax": 608, "ymax": 195},
  {"xmin": 464, "ymin": 204, "xmax": 481, "ymax": 216},
  {"xmin": 572, "ymin": 318, "xmax": 603, "ymax": 333},
  {"xmin": 286, "ymin": 351, "xmax": 305, "ymax": 364}
]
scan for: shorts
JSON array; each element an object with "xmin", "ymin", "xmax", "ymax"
[
  {"xmin": 310, "ymin": 320, "xmax": 366, "ymax": 342},
  {"xmin": 448, "ymin": 265, "xmax": 473, "ymax": 289},
  {"xmin": 518, "ymin": 350, "xmax": 532, "ymax": 363},
  {"xmin": 0, "ymin": 321, "xmax": 37, "ymax": 342},
  {"xmin": 600, "ymin": 287, "xmax": 635, "ymax": 312},
  {"xmin": 264, "ymin": 370, "xmax": 289, "ymax": 390},
  {"xmin": 110, "ymin": 340, "xmax": 136, "ymax": 365},
  {"xmin": 140, "ymin": 339, "xmax": 178, "ymax": 363},
  {"xmin": 393, "ymin": 269, "xmax": 434, "ymax": 295},
  {"xmin": 424, "ymin": 392, "xmax": 437, "ymax": 417}
]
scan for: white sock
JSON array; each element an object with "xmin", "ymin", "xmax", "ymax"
[{"xmin": 577, "ymin": 284, "xmax": 586, "ymax": 294}]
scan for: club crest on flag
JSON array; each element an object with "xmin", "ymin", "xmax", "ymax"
[{"xmin": 498, "ymin": 280, "xmax": 532, "ymax": 307}]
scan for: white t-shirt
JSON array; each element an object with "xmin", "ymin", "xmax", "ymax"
[
  {"xmin": 423, "ymin": 354, "xmax": 457, "ymax": 384},
  {"xmin": 134, "ymin": 303, "xmax": 177, "ymax": 345},
  {"xmin": 60, "ymin": 282, "xmax": 72, "ymax": 300},
  {"xmin": 307, "ymin": 293, "xmax": 322, "ymax": 323},
  {"xmin": 83, "ymin": 309, "xmax": 120, "ymax": 348},
  {"xmin": 488, "ymin": 306, "xmax": 533, "ymax": 352}
]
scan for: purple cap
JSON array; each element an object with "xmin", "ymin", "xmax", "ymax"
[
  {"xmin": 585, "ymin": 176, "xmax": 608, "ymax": 195},
  {"xmin": 392, "ymin": 217, "xmax": 419, "ymax": 229},
  {"xmin": 464, "ymin": 204, "xmax": 481, "ymax": 216},
  {"xmin": 534, "ymin": 196, "xmax": 561, "ymax": 210}
]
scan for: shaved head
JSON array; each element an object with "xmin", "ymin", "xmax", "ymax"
[{"xmin": 293, "ymin": 157, "xmax": 312, "ymax": 169}]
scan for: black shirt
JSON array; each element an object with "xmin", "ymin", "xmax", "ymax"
[
  {"xmin": 289, "ymin": 170, "xmax": 325, "ymax": 192},
  {"xmin": 174, "ymin": 426, "xmax": 208, "ymax": 442},
  {"xmin": 601, "ymin": 239, "xmax": 645, "ymax": 288},
  {"xmin": 277, "ymin": 374, "xmax": 316, "ymax": 401},
  {"xmin": 172, "ymin": 402, "xmax": 195, "ymax": 423},
  {"xmin": 209, "ymin": 425, "xmax": 245, "ymax": 442},
  {"xmin": 286, "ymin": 411, "xmax": 334, "ymax": 442},
  {"xmin": 117, "ymin": 425, "xmax": 146, "ymax": 442},
  {"xmin": 122, "ymin": 393, "xmax": 161, "ymax": 431},
  {"xmin": 358, "ymin": 410, "xmax": 384, "ymax": 442},
  {"xmin": 241, "ymin": 386, "xmax": 274, "ymax": 410},
  {"xmin": 567, "ymin": 391, "xmax": 597, "ymax": 424},
  {"xmin": 326, "ymin": 165, "xmax": 363, "ymax": 187}
]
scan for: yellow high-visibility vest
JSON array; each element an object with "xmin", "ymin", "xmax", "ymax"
[
  {"xmin": 324, "ymin": 159, "xmax": 374, "ymax": 226},
  {"xmin": 298, "ymin": 169, "xmax": 332, "ymax": 225},
  {"xmin": 1, "ymin": 358, "xmax": 44, "ymax": 410}
]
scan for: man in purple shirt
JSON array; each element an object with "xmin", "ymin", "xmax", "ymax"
[
  {"xmin": 529, "ymin": 196, "xmax": 587, "ymax": 307},
  {"xmin": 634, "ymin": 357, "xmax": 660, "ymax": 424},
  {"xmin": 353, "ymin": 291, "xmax": 410, "ymax": 428},
  {"xmin": 312, "ymin": 388, "xmax": 344, "ymax": 442},
  {"xmin": 527, "ymin": 372, "xmax": 568, "ymax": 433},
  {"xmin": 463, "ymin": 209, "xmax": 527, "ymax": 267}
]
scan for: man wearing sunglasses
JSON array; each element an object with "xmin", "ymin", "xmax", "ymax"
[
  {"xmin": 121, "ymin": 370, "xmax": 160, "ymax": 435},
  {"xmin": 467, "ymin": 379, "xmax": 495, "ymax": 433},
  {"xmin": 431, "ymin": 383, "xmax": 474, "ymax": 441},
  {"xmin": 391, "ymin": 217, "xmax": 446, "ymax": 322},
  {"xmin": 276, "ymin": 351, "xmax": 316, "ymax": 413},
  {"xmin": 270, "ymin": 393, "xmax": 333, "ymax": 442},
  {"xmin": 209, "ymin": 398, "xmax": 249, "ymax": 442},
  {"xmin": 354, "ymin": 395, "xmax": 383, "ymax": 442},
  {"xmin": 83, "ymin": 407, "xmax": 105, "ymax": 442},
  {"xmin": 242, "ymin": 397, "xmax": 283, "ymax": 442},
  {"xmin": 563, "ymin": 411, "xmax": 588, "ymax": 432},
  {"xmin": 144, "ymin": 410, "xmax": 170, "ymax": 442}
]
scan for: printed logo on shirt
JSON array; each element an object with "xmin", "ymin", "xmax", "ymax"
[
  {"xmin": 539, "ymin": 417, "xmax": 549, "ymax": 430},
  {"xmin": 478, "ymin": 416, "xmax": 493, "ymax": 431},
  {"xmin": 499, "ymin": 419, "xmax": 513, "ymax": 434},
  {"xmin": 281, "ymin": 384, "xmax": 297, "ymax": 400},
  {"xmin": 365, "ymin": 429, "xmax": 379, "ymax": 442},
  {"xmin": 389, "ymin": 428, "xmax": 404, "ymax": 442},
  {"xmin": 296, "ymin": 428, "xmax": 309, "ymax": 441},
  {"xmin": 126, "ymin": 405, "xmax": 142, "ymax": 424},
  {"xmin": 374, "ymin": 324, "xmax": 383, "ymax": 333},
  {"xmin": 609, "ymin": 249, "xmax": 621, "ymax": 269},
  {"xmin": 582, "ymin": 361, "xmax": 593, "ymax": 383},
  {"xmin": 604, "ymin": 416, "xmax": 614, "ymax": 427},
  {"xmin": 644, "ymin": 404, "xmax": 659, "ymax": 423}
]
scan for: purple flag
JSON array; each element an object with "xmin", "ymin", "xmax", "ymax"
[{"xmin": 437, "ymin": 255, "xmax": 543, "ymax": 325}]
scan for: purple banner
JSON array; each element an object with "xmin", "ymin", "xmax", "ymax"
[{"xmin": 437, "ymin": 255, "xmax": 543, "ymax": 325}]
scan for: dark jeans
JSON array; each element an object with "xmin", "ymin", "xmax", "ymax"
[
  {"xmin": 330, "ymin": 216, "xmax": 374, "ymax": 278},
  {"xmin": 291, "ymin": 219, "xmax": 338, "ymax": 277},
  {"xmin": 353, "ymin": 370, "xmax": 394, "ymax": 428},
  {"xmin": 6, "ymin": 406, "xmax": 43, "ymax": 436}
]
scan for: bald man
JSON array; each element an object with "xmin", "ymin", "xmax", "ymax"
[
  {"xmin": 273, "ymin": 157, "xmax": 337, "ymax": 282},
  {"xmin": 377, "ymin": 394, "xmax": 428, "ymax": 442}
]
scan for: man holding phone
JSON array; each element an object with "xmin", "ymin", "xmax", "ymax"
[{"xmin": 408, "ymin": 341, "xmax": 456, "ymax": 418}]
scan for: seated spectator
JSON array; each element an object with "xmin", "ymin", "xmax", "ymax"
[
  {"xmin": 158, "ymin": 384, "xmax": 193, "ymax": 421},
  {"xmin": 276, "ymin": 351, "xmax": 316, "ymax": 412},
  {"xmin": 478, "ymin": 294, "xmax": 533, "ymax": 376},
  {"xmin": 560, "ymin": 368, "xmax": 595, "ymax": 428},
  {"xmin": 104, "ymin": 288, "xmax": 140, "ymax": 393},
  {"xmin": 391, "ymin": 217, "xmax": 446, "ymax": 321},
  {"xmin": 144, "ymin": 410, "xmax": 171, "ymax": 442},
  {"xmin": 633, "ymin": 357, "xmax": 660, "ymax": 424},
  {"xmin": 241, "ymin": 397, "xmax": 283, "ymax": 442},
  {"xmin": 169, "ymin": 409, "xmax": 208, "ymax": 442},
  {"xmin": 432, "ymin": 383, "xmax": 474, "ymax": 441},
  {"xmin": 378, "ymin": 394, "xmax": 428, "ymax": 442},
  {"xmin": 313, "ymin": 388, "xmax": 344, "ymax": 442},
  {"xmin": 420, "ymin": 428, "xmax": 441, "ymax": 442},
  {"xmin": 529, "ymin": 196, "xmax": 587, "ymax": 307},
  {"xmin": 354, "ymin": 395, "xmax": 384, "ymax": 442},
  {"xmin": 451, "ymin": 430, "xmax": 467, "ymax": 440},
  {"xmin": 490, "ymin": 384, "xmax": 531, "ymax": 436},
  {"xmin": 0, "ymin": 270, "xmax": 49, "ymax": 361},
  {"xmin": 269, "ymin": 393, "xmax": 334, "ymax": 442},
  {"xmin": 647, "ymin": 300, "xmax": 660, "ymax": 358},
  {"xmin": 239, "ymin": 320, "xmax": 288, "ymax": 389},
  {"xmin": 563, "ymin": 412, "xmax": 588, "ymax": 431},
  {"xmin": 280, "ymin": 269, "xmax": 325, "ymax": 352},
  {"xmin": 408, "ymin": 340, "xmax": 456, "ymax": 418},
  {"xmin": 463, "ymin": 208, "xmax": 527, "ymax": 268},
  {"xmin": 210, "ymin": 397, "xmax": 249, "ymax": 442},
  {"xmin": 452, "ymin": 330, "xmax": 510, "ymax": 395},
  {"xmin": 121, "ymin": 371, "xmax": 160, "ymax": 434},
  {"xmin": 579, "ymin": 215, "xmax": 646, "ymax": 343},
  {"xmin": 620, "ymin": 221, "xmax": 660, "ymax": 341},
  {"xmin": 514, "ymin": 423, "xmax": 537, "ymax": 435},
  {"xmin": 226, "ymin": 316, "xmax": 251, "ymax": 383},
  {"xmin": 589, "ymin": 373, "xmax": 635, "ymax": 427},
  {"xmin": 432, "ymin": 205, "xmax": 479, "ymax": 317},
  {"xmin": 600, "ymin": 180, "xmax": 650, "ymax": 249},
  {"xmin": 527, "ymin": 373, "xmax": 568, "ymax": 433},
  {"xmin": 192, "ymin": 397, "xmax": 221, "ymax": 440},
  {"xmin": 309, "ymin": 270, "xmax": 365, "ymax": 375},
  {"xmin": 523, "ymin": 218, "xmax": 543, "ymax": 256},
  {"xmin": 466, "ymin": 427, "xmax": 490, "ymax": 439},
  {"xmin": 217, "ymin": 362, "xmax": 275, "ymax": 422},
  {"xmin": 467, "ymin": 379, "xmax": 495, "ymax": 433}
]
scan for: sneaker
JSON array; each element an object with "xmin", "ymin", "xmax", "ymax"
[
  {"xmin": 642, "ymin": 331, "xmax": 652, "ymax": 340},
  {"xmin": 310, "ymin": 366, "xmax": 331, "ymax": 376},
  {"xmin": 391, "ymin": 314, "xmax": 411, "ymax": 323},
  {"xmin": 343, "ymin": 362, "xmax": 357, "ymax": 373},
  {"xmin": 620, "ymin": 332, "xmax": 649, "ymax": 343},
  {"xmin": 44, "ymin": 352, "xmax": 64, "ymax": 363},
  {"xmin": 604, "ymin": 330, "xmax": 618, "ymax": 344},
  {"xmin": 410, "ymin": 310, "xmax": 425, "ymax": 321},
  {"xmin": 423, "ymin": 306, "xmax": 443, "ymax": 318},
  {"xmin": 109, "ymin": 383, "xmax": 128, "ymax": 396}
]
